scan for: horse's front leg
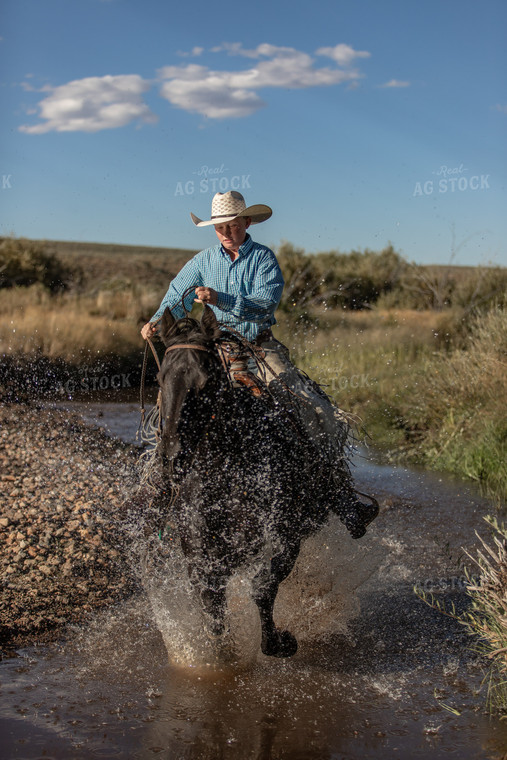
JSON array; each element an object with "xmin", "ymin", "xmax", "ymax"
[
  {"xmin": 180, "ymin": 540, "xmax": 229, "ymax": 637},
  {"xmin": 252, "ymin": 541, "xmax": 300, "ymax": 658},
  {"xmin": 197, "ymin": 571, "xmax": 229, "ymax": 637}
]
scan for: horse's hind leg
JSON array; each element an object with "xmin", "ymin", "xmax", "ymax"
[{"xmin": 252, "ymin": 542, "xmax": 300, "ymax": 658}]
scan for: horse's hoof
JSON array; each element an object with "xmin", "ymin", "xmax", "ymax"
[
  {"xmin": 262, "ymin": 630, "xmax": 298, "ymax": 658},
  {"xmin": 203, "ymin": 617, "xmax": 226, "ymax": 640}
]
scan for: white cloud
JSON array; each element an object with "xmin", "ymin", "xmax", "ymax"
[
  {"xmin": 177, "ymin": 46, "xmax": 204, "ymax": 57},
  {"xmin": 379, "ymin": 79, "xmax": 410, "ymax": 88},
  {"xmin": 19, "ymin": 74, "xmax": 157, "ymax": 134},
  {"xmin": 211, "ymin": 42, "xmax": 261, "ymax": 58},
  {"xmin": 158, "ymin": 43, "xmax": 366, "ymax": 119},
  {"xmin": 316, "ymin": 44, "xmax": 371, "ymax": 66},
  {"xmin": 159, "ymin": 65, "xmax": 264, "ymax": 119},
  {"xmin": 19, "ymin": 42, "xmax": 374, "ymax": 130}
]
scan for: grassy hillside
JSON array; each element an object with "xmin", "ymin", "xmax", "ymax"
[{"xmin": 34, "ymin": 239, "xmax": 197, "ymax": 290}]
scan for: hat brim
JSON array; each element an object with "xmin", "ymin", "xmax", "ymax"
[{"xmin": 190, "ymin": 204, "xmax": 272, "ymax": 227}]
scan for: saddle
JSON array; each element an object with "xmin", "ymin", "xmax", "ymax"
[{"xmin": 218, "ymin": 340, "xmax": 265, "ymax": 398}]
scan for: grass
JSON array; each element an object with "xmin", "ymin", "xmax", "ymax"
[
  {"xmin": 276, "ymin": 307, "xmax": 448, "ymax": 446},
  {"xmin": 0, "ymin": 282, "xmax": 156, "ymax": 363},
  {"xmin": 276, "ymin": 306, "xmax": 507, "ymax": 501},
  {"xmin": 34, "ymin": 238, "xmax": 196, "ymax": 290},
  {"xmin": 463, "ymin": 516, "xmax": 507, "ymax": 714}
]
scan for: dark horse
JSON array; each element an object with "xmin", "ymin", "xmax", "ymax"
[{"xmin": 151, "ymin": 306, "xmax": 361, "ymax": 658}]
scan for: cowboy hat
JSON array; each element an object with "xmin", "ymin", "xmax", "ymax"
[{"xmin": 190, "ymin": 191, "xmax": 272, "ymax": 227}]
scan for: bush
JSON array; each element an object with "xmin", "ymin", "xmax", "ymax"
[
  {"xmin": 397, "ymin": 306, "xmax": 507, "ymax": 497},
  {"xmin": 0, "ymin": 237, "xmax": 79, "ymax": 292},
  {"xmin": 276, "ymin": 241, "xmax": 321, "ymax": 311},
  {"xmin": 277, "ymin": 242, "xmax": 408, "ymax": 310},
  {"xmin": 454, "ymin": 266, "xmax": 507, "ymax": 312}
]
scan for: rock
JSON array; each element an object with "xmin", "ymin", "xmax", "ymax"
[{"xmin": 0, "ymin": 403, "xmax": 138, "ymax": 648}]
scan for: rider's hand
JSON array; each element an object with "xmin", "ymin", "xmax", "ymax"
[
  {"xmin": 141, "ymin": 322, "xmax": 156, "ymax": 340},
  {"xmin": 194, "ymin": 287, "xmax": 218, "ymax": 306}
]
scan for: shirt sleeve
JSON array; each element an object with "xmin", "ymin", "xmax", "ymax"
[
  {"xmin": 150, "ymin": 255, "xmax": 203, "ymax": 322},
  {"xmin": 215, "ymin": 254, "xmax": 284, "ymax": 322}
]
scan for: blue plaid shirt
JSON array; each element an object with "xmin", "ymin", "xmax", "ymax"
[{"xmin": 150, "ymin": 234, "xmax": 284, "ymax": 341}]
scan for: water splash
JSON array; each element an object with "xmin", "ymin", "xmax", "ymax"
[
  {"xmin": 134, "ymin": 504, "xmax": 384, "ymax": 670},
  {"xmin": 141, "ymin": 533, "xmax": 261, "ymax": 670}
]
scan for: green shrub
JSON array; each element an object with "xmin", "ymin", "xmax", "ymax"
[
  {"xmin": 277, "ymin": 242, "xmax": 408, "ymax": 310},
  {"xmin": 277, "ymin": 242, "xmax": 506, "ymax": 316},
  {"xmin": 0, "ymin": 237, "xmax": 79, "ymax": 291}
]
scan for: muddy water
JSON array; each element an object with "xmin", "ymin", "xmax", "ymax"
[{"xmin": 2, "ymin": 401, "xmax": 507, "ymax": 759}]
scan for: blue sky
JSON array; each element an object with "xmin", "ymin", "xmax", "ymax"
[{"xmin": 1, "ymin": 0, "xmax": 506, "ymax": 266}]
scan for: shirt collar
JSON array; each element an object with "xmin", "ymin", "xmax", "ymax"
[{"xmin": 220, "ymin": 233, "xmax": 253, "ymax": 259}]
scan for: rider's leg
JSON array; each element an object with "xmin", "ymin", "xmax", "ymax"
[{"xmin": 257, "ymin": 337, "xmax": 378, "ymax": 539}]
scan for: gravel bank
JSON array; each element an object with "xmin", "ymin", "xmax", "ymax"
[{"xmin": 0, "ymin": 403, "xmax": 142, "ymax": 652}]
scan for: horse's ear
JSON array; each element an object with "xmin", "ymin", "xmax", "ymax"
[
  {"xmin": 201, "ymin": 305, "xmax": 220, "ymax": 338},
  {"xmin": 158, "ymin": 307, "xmax": 176, "ymax": 345}
]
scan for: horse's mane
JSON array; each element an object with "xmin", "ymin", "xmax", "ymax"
[{"xmin": 163, "ymin": 316, "xmax": 214, "ymax": 347}]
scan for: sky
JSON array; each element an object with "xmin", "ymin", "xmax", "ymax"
[{"xmin": 1, "ymin": 0, "xmax": 506, "ymax": 266}]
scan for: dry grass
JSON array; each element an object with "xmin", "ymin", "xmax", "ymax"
[
  {"xmin": 416, "ymin": 515, "xmax": 507, "ymax": 715},
  {"xmin": 44, "ymin": 239, "xmax": 195, "ymax": 292},
  {"xmin": 0, "ymin": 284, "xmax": 152, "ymax": 362},
  {"xmin": 463, "ymin": 517, "xmax": 507, "ymax": 713},
  {"xmin": 275, "ymin": 307, "xmax": 443, "ymax": 421}
]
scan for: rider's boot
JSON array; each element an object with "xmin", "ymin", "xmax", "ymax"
[{"xmin": 232, "ymin": 370, "xmax": 264, "ymax": 397}]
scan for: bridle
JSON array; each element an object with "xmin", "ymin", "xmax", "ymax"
[
  {"xmin": 138, "ymin": 339, "xmax": 217, "ymax": 444},
  {"xmin": 164, "ymin": 343, "xmax": 211, "ymax": 356}
]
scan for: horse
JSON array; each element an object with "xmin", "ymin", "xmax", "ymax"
[{"xmin": 148, "ymin": 305, "xmax": 361, "ymax": 658}]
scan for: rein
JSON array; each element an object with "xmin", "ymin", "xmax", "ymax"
[
  {"xmin": 139, "ymin": 285, "xmax": 208, "ymax": 427},
  {"xmin": 138, "ymin": 336, "xmax": 161, "ymax": 434}
]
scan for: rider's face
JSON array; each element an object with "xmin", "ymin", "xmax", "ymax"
[{"xmin": 214, "ymin": 217, "xmax": 251, "ymax": 253}]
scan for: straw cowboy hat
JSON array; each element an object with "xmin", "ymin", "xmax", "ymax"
[{"xmin": 190, "ymin": 191, "xmax": 272, "ymax": 227}]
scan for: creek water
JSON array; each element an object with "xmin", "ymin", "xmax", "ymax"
[{"xmin": 2, "ymin": 399, "xmax": 507, "ymax": 759}]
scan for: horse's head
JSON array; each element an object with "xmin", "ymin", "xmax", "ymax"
[{"xmin": 157, "ymin": 306, "xmax": 224, "ymax": 478}]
